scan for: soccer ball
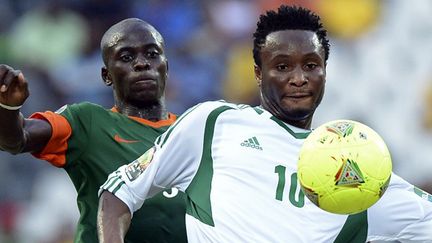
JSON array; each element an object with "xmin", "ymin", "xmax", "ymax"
[{"xmin": 297, "ymin": 120, "xmax": 392, "ymax": 215}]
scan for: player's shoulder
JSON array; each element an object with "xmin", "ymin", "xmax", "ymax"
[
  {"xmin": 388, "ymin": 173, "xmax": 415, "ymax": 190},
  {"xmin": 383, "ymin": 172, "xmax": 432, "ymax": 206},
  {"xmin": 168, "ymin": 100, "xmax": 233, "ymax": 128},
  {"xmin": 190, "ymin": 100, "xmax": 255, "ymax": 115},
  {"xmin": 173, "ymin": 100, "xmax": 258, "ymax": 129},
  {"xmin": 55, "ymin": 102, "xmax": 106, "ymax": 115},
  {"xmin": 69, "ymin": 101, "xmax": 106, "ymax": 111},
  {"xmin": 367, "ymin": 173, "xmax": 432, "ymax": 241},
  {"xmin": 196, "ymin": 100, "xmax": 237, "ymax": 110}
]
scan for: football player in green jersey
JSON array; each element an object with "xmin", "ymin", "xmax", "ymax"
[
  {"xmin": 98, "ymin": 5, "xmax": 432, "ymax": 243},
  {"xmin": 0, "ymin": 18, "xmax": 186, "ymax": 243}
]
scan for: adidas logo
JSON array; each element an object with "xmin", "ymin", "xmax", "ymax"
[{"xmin": 240, "ymin": 136, "xmax": 263, "ymax": 150}]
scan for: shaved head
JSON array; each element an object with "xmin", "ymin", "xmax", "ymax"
[{"xmin": 100, "ymin": 18, "xmax": 164, "ymax": 65}]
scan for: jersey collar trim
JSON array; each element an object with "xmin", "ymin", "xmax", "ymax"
[
  {"xmin": 110, "ymin": 107, "xmax": 176, "ymax": 128},
  {"xmin": 254, "ymin": 106, "xmax": 311, "ymax": 139}
]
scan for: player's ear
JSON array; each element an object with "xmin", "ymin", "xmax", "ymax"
[
  {"xmin": 254, "ymin": 64, "xmax": 262, "ymax": 87},
  {"xmin": 101, "ymin": 67, "xmax": 113, "ymax": 86}
]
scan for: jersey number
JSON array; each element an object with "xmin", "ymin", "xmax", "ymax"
[
  {"xmin": 274, "ymin": 165, "xmax": 305, "ymax": 207},
  {"xmin": 163, "ymin": 188, "xmax": 179, "ymax": 198}
]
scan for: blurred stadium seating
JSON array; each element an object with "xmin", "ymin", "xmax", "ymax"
[{"xmin": 0, "ymin": 0, "xmax": 431, "ymax": 241}]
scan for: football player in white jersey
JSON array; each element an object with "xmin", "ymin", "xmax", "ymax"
[{"xmin": 97, "ymin": 5, "xmax": 432, "ymax": 243}]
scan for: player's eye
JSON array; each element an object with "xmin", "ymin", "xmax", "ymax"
[
  {"xmin": 304, "ymin": 63, "xmax": 317, "ymax": 70},
  {"xmin": 276, "ymin": 64, "xmax": 289, "ymax": 71},
  {"xmin": 147, "ymin": 51, "xmax": 160, "ymax": 58},
  {"xmin": 120, "ymin": 54, "xmax": 134, "ymax": 62}
]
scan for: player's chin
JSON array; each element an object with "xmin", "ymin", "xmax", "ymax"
[
  {"xmin": 130, "ymin": 94, "xmax": 160, "ymax": 107},
  {"xmin": 281, "ymin": 105, "xmax": 315, "ymax": 121},
  {"xmin": 133, "ymin": 89, "xmax": 158, "ymax": 99},
  {"xmin": 282, "ymin": 99, "xmax": 315, "ymax": 113},
  {"xmin": 130, "ymin": 85, "xmax": 158, "ymax": 94},
  {"xmin": 282, "ymin": 96, "xmax": 313, "ymax": 105}
]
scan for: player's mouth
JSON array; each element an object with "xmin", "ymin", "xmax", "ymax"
[
  {"xmin": 133, "ymin": 79, "xmax": 157, "ymax": 89},
  {"xmin": 284, "ymin": 92, "xmax": 312, "ymax": 100}
]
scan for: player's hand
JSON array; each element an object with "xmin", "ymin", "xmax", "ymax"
[{"xmin": 0, "ymin": 64, "xmax": 29, "ymax": 107}]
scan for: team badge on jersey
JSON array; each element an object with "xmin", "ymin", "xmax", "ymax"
[{"xmin": 125, "ymin": 147, "xmax": 156, "ymax": 181}]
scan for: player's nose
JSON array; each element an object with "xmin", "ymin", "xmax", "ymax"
[
  {"xmin": 133, "ymin": 55, "xmax": 150, "ymax": 71},
  {"xmin": 289, "ymin": 66, "xmax": 307, "ymax": 86}
]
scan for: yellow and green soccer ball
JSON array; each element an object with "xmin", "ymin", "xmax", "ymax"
[{"xmin": 297, "ymin": 120, "xmax": 392, "ymax": 215}]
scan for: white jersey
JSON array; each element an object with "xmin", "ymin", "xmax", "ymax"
[{"xmin": 100, "ymin": 101, "xmax": 432, "ymax": 242}]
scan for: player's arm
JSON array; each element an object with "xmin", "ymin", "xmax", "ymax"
[
  {"xmin": 97, "ymin": 191, "xmax": 131, "ymax": 243},
  {"xmin": 96, "ymin": 146, "xmax": 178, "ymax": 243},
  {"xmin": 97, "ymin": 102, "xmax": 229, "ymax": 241},
  {"xmin": 367, "ymin": 174, "xmax": 432, "ymax": 241},
  {"xmin": 0, "ymin": 64, "xmax": 51, "ymax": 154}
]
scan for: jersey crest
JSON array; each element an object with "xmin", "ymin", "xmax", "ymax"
[{"xmin": 125, "ymin": 147, "xmax": 155, "ymax": 181}]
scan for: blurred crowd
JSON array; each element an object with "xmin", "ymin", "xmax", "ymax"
[{"xmin": 0, "ymin": 0, "xmax": 431, "ymax": 242}]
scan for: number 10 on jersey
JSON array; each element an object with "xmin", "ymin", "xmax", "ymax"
[{"xmin": 274, "ymin": 165, "xmax": 305, "ymax": 208}]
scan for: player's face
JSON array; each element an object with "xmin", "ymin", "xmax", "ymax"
[
  {"xmin": 256, "ymin": 30, "xmax": 325, "ymax": 129},
  {"xmin": 104, "ymin": 25, "xmax": 168, "ymax": 108}
]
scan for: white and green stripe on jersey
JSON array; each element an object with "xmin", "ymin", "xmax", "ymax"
[{"xmin": 100, "ymin": 101, "xmax": 432, "ymax": 242}]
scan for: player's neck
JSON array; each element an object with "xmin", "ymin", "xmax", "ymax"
[
  {"xmin": 259, "ymin": 103, "xmax": 312, "ymax": 130},
  {"xmin": 116, "ymin": 102, "xmax": 169, "ymax": 121}
]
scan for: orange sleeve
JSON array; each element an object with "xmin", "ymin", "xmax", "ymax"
[{"xmin": 29, "ymin": 111, "xmax": 72, "ymax": 167}]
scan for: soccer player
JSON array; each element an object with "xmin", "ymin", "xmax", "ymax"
[
  {"xmin": 98, "ymin": 6, "xmax": 432, "ymax": 243},
  {"xmin": 0, "ymin": 19, "xmax": 187, "ymax": 243}
]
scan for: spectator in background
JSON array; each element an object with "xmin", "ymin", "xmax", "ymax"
[{"xmin": 8, "ymin": 2, "xmax": 88, "ymax": 70}]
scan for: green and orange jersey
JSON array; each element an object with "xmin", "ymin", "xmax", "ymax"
[{"xmin": 29, "ymin": 102, "xmax": 187, "ymax": 243}]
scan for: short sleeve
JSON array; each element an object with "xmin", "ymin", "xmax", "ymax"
[
  {"xmin": 30, "ymin": 103, "xmax": 94, "ymax": 167},
  {"xmin": 30, "ymin": 110, "xmax": 71, "ymax": 167},
  {"xmin": 99, "ymin": 101, "xmax": 232, "ymax": 214},
  {"xmin": 367, "ymin": 173, "xmax": 432, "ymax": 241}
]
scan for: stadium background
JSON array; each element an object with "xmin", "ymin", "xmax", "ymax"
[{"xmin": 0, "ymin": 0, "xmax": 431, "ymax": 242}]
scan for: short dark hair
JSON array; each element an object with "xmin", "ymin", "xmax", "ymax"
[
  {"xmin": 253, "ymin": 5, "xmax": 330, "ymax": 67},
  {"xmin": 100, "ymin": 18, "xmax": 164, "ymax": 65}
]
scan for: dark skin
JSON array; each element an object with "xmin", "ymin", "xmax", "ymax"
[
  {"xmin": 0, "ymin": 67, "xmax": 53, "ymax": 154},
  {"xmin": 255, "ymin": 30, "xmax": 326, "ymax": 129},
  {"xmin": 98, "ymin": 19, "xmax": 171, "ymax": 242},
  {"xmin": 101, "ymin": 20, "xmax": 169, "ymax": 120},
  {"xmin": 0, "ymin": 19, "xmax": 168, "ymax": 153},
  {"xmin": 0, "ymin": 19, "xmax": 168, "ymax": 241},
  {"xmin": 98, "ymin": 189, "xmax": 131, "ymax": 242},
  {"xmin": 96, "ymin": 29, "xmax": 327, "ymax": 243}
]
